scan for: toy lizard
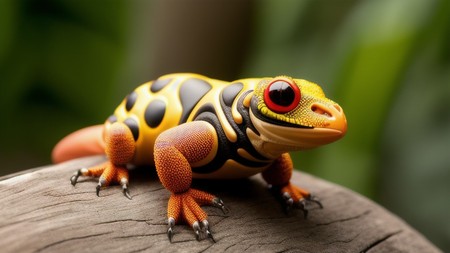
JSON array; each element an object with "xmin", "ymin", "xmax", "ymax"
[{"xmin": 52, "ymin": 73, "xmax": 347, "ymax": 242}]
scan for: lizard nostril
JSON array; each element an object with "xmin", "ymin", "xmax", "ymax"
[
  {"xmin": 333, "ymin": 104, "xmax": 342, "ymax": 113},
  {"xmin": 311, "ymin": 102, "xmax": 347, "ymax": 134},
  {"xmin": 311, "ymin": 104, "xmax": 331, "ymax": 117}
]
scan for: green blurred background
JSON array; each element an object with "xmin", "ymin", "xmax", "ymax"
[{"xmin": 1, "ymin": 0, "xmax": 449, "ymax": 251}]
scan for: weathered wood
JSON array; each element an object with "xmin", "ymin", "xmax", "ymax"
[{"xmin": 0, "ymin": 156, "xmax": 441, "ymax": 253}]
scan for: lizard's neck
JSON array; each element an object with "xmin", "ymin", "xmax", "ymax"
[{"xmin": 246, "ymin": 127, "xmax": 298, "ymax": 160}]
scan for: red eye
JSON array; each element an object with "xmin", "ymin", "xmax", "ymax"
[{"xmin": 264, "ymin": 79, "xmax": 301, "ymax": 113}]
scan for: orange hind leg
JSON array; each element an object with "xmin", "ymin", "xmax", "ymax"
[{"xmin": 69, "ymin": 122, "xmax": 136, "ymax": 199}]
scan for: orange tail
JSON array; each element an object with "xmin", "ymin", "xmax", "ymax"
[{"xmin": 52, "ymin": 125, "xmax": 106, "ymax": 163}]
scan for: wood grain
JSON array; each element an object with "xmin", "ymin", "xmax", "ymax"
[{"xmin": 0, "ymin": 156, "xmax": 441, "ymax": 253}]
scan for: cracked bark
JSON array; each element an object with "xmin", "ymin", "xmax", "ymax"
[{"xmin": 0, "ymin": 156, "xmax": 441, "ymax": 253}]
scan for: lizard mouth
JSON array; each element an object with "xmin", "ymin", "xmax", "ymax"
[{"xmin": 249, "ymin": 106, "xmax": 347, "ymax": 150}]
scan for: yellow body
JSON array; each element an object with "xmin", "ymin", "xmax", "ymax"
[
  {"xmin": 106, "ymin": 73, "xmax": 347, "ymax": 179},
  {"xmin": 111, "ymin": 74, "xmax": 248, "ymax": 160}
]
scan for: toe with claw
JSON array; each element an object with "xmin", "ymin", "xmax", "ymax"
[
  {"xmin": 202, "ymin": 220, "xmax": 215, "ymax": 243},
  {"xmin": 69, "ymin": 162, "xmax": 132, "ymax": 199},
  {"xmin": 212, "ymin": 197, "xmax": 229, "ymax": 214},
  {"xmin": 120, "ymin": 178, "xmax": 132, "ymax": 200},
  {"xmin": 306, "ymin": 194, "xmax": 323, "ymax": 209},
  {"xmin": 166, "ymin": 189, "xmax": 224, "ymax": 242},
  {"xmin": 274, "ymin": 183, "xmax": 323, "ymax": 218},
  {"xmin": 167, "ymin": 217, "xmax": 175, "ymax": 242},
  {"xmin": 70, "ymin": 168, "xmax": 88, "ymax": 186}
]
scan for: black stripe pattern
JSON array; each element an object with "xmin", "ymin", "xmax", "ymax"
[{"xmin": 191, "ymin": 89, "xmax": 271, "ymax": 174}]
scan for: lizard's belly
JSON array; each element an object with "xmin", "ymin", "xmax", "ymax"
[{"xmin": 192, "ymin": 159, "xmax": 271, "ymax": 179}]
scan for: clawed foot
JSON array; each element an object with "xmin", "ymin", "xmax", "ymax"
[
  {"xmin": 167, "ymin": 189, "xmax": 228, "ymax": 243},
  {"xmin": 271, "ymin": 183, "xmax": 323, "ymax": 218},
  {"xmin": 168, "ymin": 218, "xmax": 216, "ymax": 243},
  {"xmin": 70, "ymin": 162, "xmax": 131, "ymax": 200}
]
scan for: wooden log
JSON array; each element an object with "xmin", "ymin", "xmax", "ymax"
[{"xmin": 0, "ymin": 156, "xmax": 441, "ymax": 253}]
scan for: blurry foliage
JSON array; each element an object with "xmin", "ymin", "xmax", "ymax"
[
  {"xmin": 0, "ymin": 0, "xmax": 449, "ymax": 251},
  {"xmin": 380, "ymin": 0, "xmax": 450, "ymax": 249},
  {"xmin": 0, "ymin": 0, "xmax": 128, "ymax": 172}
]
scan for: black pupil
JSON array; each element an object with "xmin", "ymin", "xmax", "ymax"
[{"xmin": 268, "ymin": 81, "xmax": 295, "ymax": 107}]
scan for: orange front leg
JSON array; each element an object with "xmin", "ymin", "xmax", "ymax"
[
  {"xmin": 70, "ymin": 122, "xmax": 135, "ymax": 199},
  {"xmin": 262, "ymin": 153, "xmax": 322, "ymax": 218},
  {"xmin": 154, "ymin": 121, "xmax": 226, "ymax": 242}
]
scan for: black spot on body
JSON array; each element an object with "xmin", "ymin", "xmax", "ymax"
[
  {"xmin": 150, "ymin": 78, "xmax": 172, "ymax": 93},
  {"xmin": 124, "ymin": 118, "xmax": 139, "ymax": 141},
  {"xmin": 125, "ymin": 91, "xmax": 138, "ymax": 111},
  {"xmin": 221, "ymin": 82, "xmax": 243, "ymax": 106},
  {"xmin": 145, "ymin": 100, "xmax": 166, "ymax": 128},
  {"xmin": 107, "ymin": 115, "xmax": 117, "ymax": 123},
  {"xmin": 179, "ymin": 78, "xmax": 212, "ymax": 124}
]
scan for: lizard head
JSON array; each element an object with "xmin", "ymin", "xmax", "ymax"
[{"xmin": 249, "ymin": 76, "xmax": 347, "ymax": 151}]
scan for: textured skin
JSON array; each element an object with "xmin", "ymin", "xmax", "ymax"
[
  {"xmin": 154, "ymin": 121, "xmax": 217, "ymax": 193},
  {"xmin": 105, "ymin": 123, "xmax": 135, "ymax": 165},
  {"xmin": 53, "ymin": 73, "xmax": 347, "ymax": 241},
  {"xmin": 262, "ymin": 153, "xmax": 293, "ymax": 186}
]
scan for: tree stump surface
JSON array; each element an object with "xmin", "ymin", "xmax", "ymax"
[{"xmin": 0, "ymin": 156, "xmax": 441, "ymax": 253}]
